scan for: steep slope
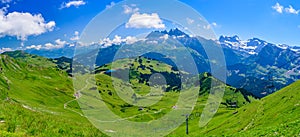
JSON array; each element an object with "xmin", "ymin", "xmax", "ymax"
[
  {"xmin": 168, "ymin": 80, "xmax": 300, "ymax": 136},
  {"xmin": 0, "ymin": 51, "xmax": 104, "ymax": 136},
  {"xmin": 242, "ymin": 80, "xmax": 300, "ymax": 136}
]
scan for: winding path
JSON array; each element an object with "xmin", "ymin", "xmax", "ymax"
[
  {"xmin": 63, "ymin": 74, "xmax": 185, "ymax": 123},
  {"xmin": 63, "ymin": 77, "xmax": 90, "ymax": 117}
]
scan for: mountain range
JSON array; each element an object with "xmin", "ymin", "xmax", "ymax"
[{"xmin": 23, "ymin": 28, "xmax": 300, "ymax": 98}]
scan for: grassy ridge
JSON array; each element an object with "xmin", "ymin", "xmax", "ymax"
[
  {"xmin": 0, "ymin": 101, "xmax": 104, "ymax": 137},
  {"xmin": 168, "ymin": 80, "xmax": 300, "ymax": 136},
  {"xmin": 0, "ymin": 52, "xmax": 104, "ymax": 136}
]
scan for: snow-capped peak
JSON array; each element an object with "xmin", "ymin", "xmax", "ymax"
[
  {"xmin": 290, "ymin": 46, "xmax": 300, "ymax": 53},
  {"xmin": 219, "ymin": 36, "xmax": 270, "ymax": 55},
  {"xmin": 276, "ymin": 44, "xmax": 289, "ymax": 50},
  {"xmin": 219, "ymin": 35, "xmax": 300, "ymax": 55}
]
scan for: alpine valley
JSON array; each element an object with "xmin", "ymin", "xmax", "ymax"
[
  {"xmin": 26, "ymin": 28, "xmax": 300, "ymax": 98},
  {"xmin": 0, "ymin": 28, "xmax": 299, "ymax": 136}
]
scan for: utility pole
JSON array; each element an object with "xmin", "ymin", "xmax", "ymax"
[
  {"xmin": 182, "ymin": 114, "xmax": 190, "ymax": 135},
  {"xmin": 185, "ymin": 114, "xmax": 189, "ymax": 135}
]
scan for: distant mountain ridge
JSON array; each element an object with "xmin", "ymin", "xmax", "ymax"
[
  {"xmin": 19, "ymin": 28, "xmax": 300, "ymax": 98},
  {"xmin": 219, "ymin": 35, "xmax": 300, "ymax": 55}
]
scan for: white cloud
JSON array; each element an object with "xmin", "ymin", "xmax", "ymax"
[
  {"xmin": 99, "ymin": 35, "xmax": 140, "ymax": 47},
  {"xmin": 106, "ymin": 2, "xmax": 115, "ymax": 9},
  {"xmin": 60, "ymin": 0, "xmax": 86, "ymax": 9},
  {"xmin": 160, "ymin": 34, "xmax": 169, "ymax": 40},
  {"xmin": 99, "ymin": 38, "xmax": 111, "ymax": 47},
  {"xmin": 285, "ymin": 5, "xmax": 299, "ymax": 14},
  {"xmin": 1, "ymin": 0, "xmax": 12, "ymax": 3},
  {"xmin": 55, "ymin": 39, "xmax": 67, "ymax": 47},
  {"xmin": 272, "ymin": 3, "xmax": 284, "ymax": 13},
  {"xmin": 125, "ymin": 12, "xmax": 165, "ymax": 29},
  {"xmin": 100, "ymin": 35, "xmax": 124, "ymax": 46},
  {"xmin": 211, "ymin": 22, "xmax": 218, "ymax": 27},
  {"xmin": 111, "ymin": 35, "xmax": 123, "ymax": 45},
  {"xmin": 272, "ymin": 3, "xmax": 299, "ymax": 15},
  {"xmin": 186, "ymin": 17, "xmax": 194, "ymax": 25},
  {"xmin": 43, "ymin": 39, "xmax": 66, "ymax": 49},
  {"xmin": 125, "ymin": 36, "xmax": 138, "ymax": 44},
  {"xmin": 0, "ymin": 9, "xmax": 55, "ymax": 41},
  {"xmin": 0, "ymin": 47, "xmax": 12, "ymax": 53},
  {"xmin": 26, "ymin": 39, "xmax": 67, "ymax": 50},
  {"xmin": 123, "ymin": 4, "xmax": 139, "ymax": 14},
  {"xmin": 203, "ymin": 22, "xmax": 218, "ymax": 30},
  {"xmin": 44, "ymin": 43, "xmax": 56, "ymax": 49},
  {"xmin": 26, "ymin": 45, "xmax": 42, "ymax": 50},
  {"xmin": 70, "ymin": 31, "xmax": 79, "ymax": 41}
]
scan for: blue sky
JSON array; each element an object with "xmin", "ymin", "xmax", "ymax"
[{"xmin": 0, "ymin": 0, "xmax": 299, "ymax": 52}]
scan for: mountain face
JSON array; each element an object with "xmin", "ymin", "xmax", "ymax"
[
  {"xmin": 78, "ymin": 29, "xmax": 300, "ymax": 98},
  {"xmin": 219, "ymin": 35, "xmax": 268, "ymax": 56},
  {"xmin": 25, "ymin": 29, "xmax": 300, "ymax": 98},
  {"xmin": 220, "ymin": 35, "xmax": 300, "ymax": 56},
  {"xmin": 221, "ymin": 35, "xmax": 300, "ymax": 97}
]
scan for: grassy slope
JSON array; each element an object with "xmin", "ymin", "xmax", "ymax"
[
  {"xmin": 0, "ymin": 52, "xmax": 104, "ymax": 136},
  {"xmin": 0, "ymin": 51, "xmax": 299, "ymax": 136},
  {"xmin": 238, "ymin": 80, "xmax": 300, "ymax": 136},
  {"xmin": 168, "ymin": 80, "xmax": 300, "ymax": 136},
  {"xmin": 92, "ymin": 57, "xmax": 252, "ymax": 136},
  {"xmin": 95, "ymin": 57, "xmax": 299, "ymax": 136}
]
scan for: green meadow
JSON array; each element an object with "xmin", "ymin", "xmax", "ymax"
[{"xmin": 0, "ymin": 51, "xmax": 299, "ymax": 136}]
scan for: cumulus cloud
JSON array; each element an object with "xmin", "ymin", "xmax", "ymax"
[
  {"xmin": 0, "ymin": 8, "xmax": 55, "ymax": 41},
  {"xmin": 186, "ymin": 17, "xmax": 194, "ymax": 25},
  {"xmin": 1, "ymin": 0, "xmax": 12, "ymax": 3},
  {"xmin": 26, "ymin": 39, "xmax": 67, "ymax": 50},
  {"xmin": 44, "ymin": 43, "xmax": 55, "ymax": 49},
  {"xmin": 99, "ymin": 35, "xmax": 139, "ymax": 47},
  {"xmin": 0, "ymin": 47, "xmax": 12, "ymax": 53},
  {"xmin": 125, "ymin": 36, "xmax": 138, "ymax": 44},
  {"xmin": 106, "ymin": 2, "xmax": 115, "ymax": 9},
  {"xmin": 44, "ymin": 39, "xmax": 66, "ymax": 49},
  {"xmin": 125, "ymin": 12, "xmax": 165, "ymax": 29},
  {"xmin": 26, "ymin": 45, "xmax": 42, "ymax": 50},
  {"xmin": 272, "ymin": 3, "xmax": 299, "ymax": 15},
  {"xmin": 285, "ymin": 5, "xmax": 299, "ymax": 15},
  {"xmin": 272, "ymin": 2, "xmax": 284, "ymax": 13},
  {"xmin": 60, "ymin": 0, "xmax": 86, "ymax": 9},
  {"xmin": 70, "ymin": 31, "xmax": 79, "ymax": 41},
  {"xmin": 160, "ymin": 34, "xmax": 169, "ymax": 40},
  {"xmin": 55, "ymin": 39, "xmax": 67, "ymax": 46},
  {"xmin": 123, "ymin": 4, "xmax": 139, "ymax": 14}
]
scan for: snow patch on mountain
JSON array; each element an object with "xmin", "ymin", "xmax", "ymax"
[{"xmin": 219, "ymin": 35, "xmax": 299, "ymax": 55}]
